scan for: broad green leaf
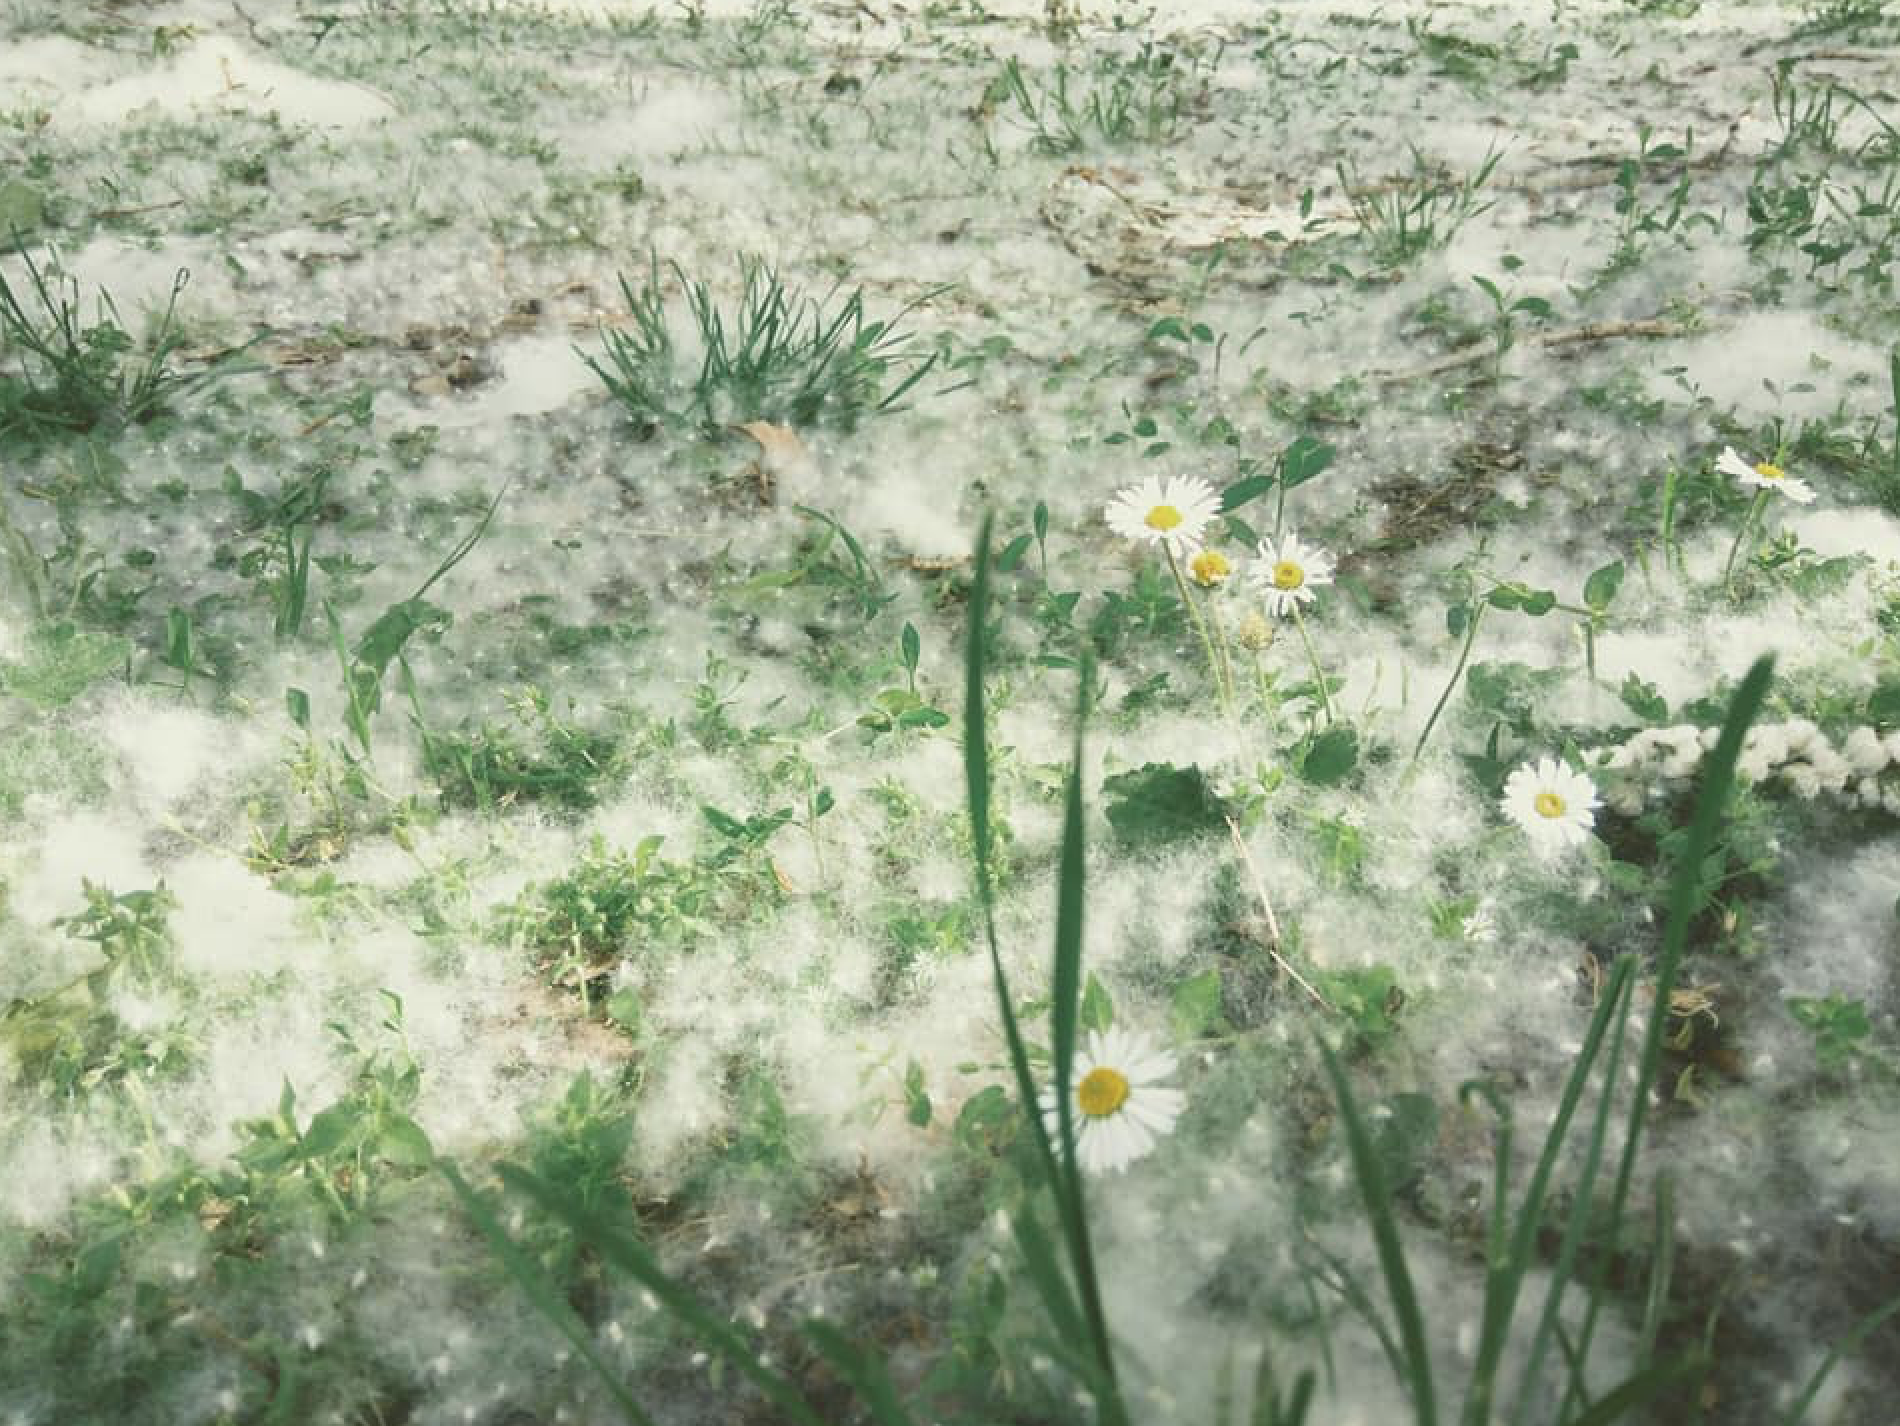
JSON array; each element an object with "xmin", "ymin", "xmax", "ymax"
[
  {"xmin": 1101, "ymin": 762, "xmax": 1229, "ymax": 845},
  {"xmin": 1170, "ymin": 969, "xmax": 1223, "ymax": 1040}
]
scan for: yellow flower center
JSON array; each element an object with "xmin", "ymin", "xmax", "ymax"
[
  {"xmin": 1753, "ymin": 462, "xmax": 1784, "ymax": 481},
  {"xmin": 1190, "ymin": 550, "xmax": 1231, "ymax": 586},
  {"xmin": 1076, "ymin": 1066, "xmax": 1130, "ymax": 1118},
  {"xmin": 1145, "ymin": 504, "xmax": 1184, "ymax": 532},
  {"xmin": 1272, "ymin": 560, "xmax": 1305, "ymax": 590},
  {"xmin": 1533, "ymin": 791, "xmax": 1567, "ymax": 819}
]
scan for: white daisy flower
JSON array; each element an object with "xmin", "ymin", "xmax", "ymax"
[
  {"xmin": 1247, "ymin": 531, "xmax": 1335, "ymax": 618},
  {"xmin": 1104, "ymin": 474, "xmax": 1222, "ymax": 556},
  {"xmin": 1502, "ymin": 757, "xmax": 1602, "ymax": 857},
  {"xmin": 1717, "ymin": 446, "xmax": 1815, "ymax": 504},
  {"xmin": 1040, "ymin": 1026, "xmax": 1185, "ymax": 1175}
]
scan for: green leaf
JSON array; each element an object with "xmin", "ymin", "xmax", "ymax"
[
  {"xmin": 1080, "ymin": 973, "xmax": 1114, "ymax": 1034},
  {"xmin": 953, "ymin": 1084, "xmax": 1014, "ymax": 1152},
  {"xmin": 285, "ymin": 686, "xmax": 311, "ymax": 732},
  {"xmin": 1300, "ymin": 726, "xmax": 1359, "ymax": 785},
  {"xmin": 605, "ymin": 986, "xmax": 643, "ymax": 1037},
  {"xmin": 1314, "ymin": 963, "xmax": 1401, "ymax": 1048},
  {"xmin": 901, "ymin": 621, "xmax": 920, "ymax": 674},
  {"xmin": 299, "ymin": 1103, "xmax": 361, "ymax": 1160},
  {"xmin": 996, "ymin": 533, "xmax": 1034, "ymax": 572},
  {"xmin": 377, "ymin": 1113, "xmax": 434, "ymax": 1167},
  {"xmin": 1146, "ymin": 316, "xmax": 1191, "ymax": 342},
  {"xmin": 354, "ymin": 597, "xmax": 450, "ymax": 677},
  {"xmin": 1101, "ymin": 762, "xmax": 1229, "ymax": 845},
  {"xmin": 164, "ymin": 608, "xmax": 194, "ymax": 669},
  {"xmin": 1869, "ymin": 679, "xmax": 1900, "ymax": 731},
  {"xmin": 903, "ymin": 1059, "xmax": 932, "ymax": 1127},
  {"xmin": 1220, "ymin": 474, "xmax": 1277, "ymax": 512},
  {"xmin": 1280, "ymin": 436, "xmax": 1335, "ymax": 490},
  {"xmin": 1583, "ymin": 559, "xmax": 1625, "ymax": 611},
  {"xmin": 1619, "ymin": 672, "xmax": 1669, "ymax": 723},
  {"xmin": 0, "ymin": 181, "xmax": 43, "ymax": 247},
  {"xmin": 1170, "ymin": 969, "xmax": 1223, "ymax": 1040}
]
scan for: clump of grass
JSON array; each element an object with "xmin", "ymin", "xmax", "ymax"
[
  {"xmin": 581, "ymin": 255, "xmax": 942, "ymax": 436},
  {"xmin": 1339, "ymin": 145, "xmax": 1502, "ymax": 268},
  {"xmin": 417, "ymin": 686, "xmax": 621, "ymax": 812},
  {"xmin": 0, "ymin": 245, "xmax": 253, "ymax": 445}
]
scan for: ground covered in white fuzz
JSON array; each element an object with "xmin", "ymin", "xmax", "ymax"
[{"xmin": 2, "ymin": 1, "xmax": 1899, "ymax": 1424}]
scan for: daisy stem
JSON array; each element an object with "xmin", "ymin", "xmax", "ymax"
[
  {"xmin": 1722, "ymin": 489, "xmax": 1771, "ymax": 598},
  {"xmin": 1164, "ymin": 545, "xmax": 1236, "ymax": 718},
  {"xmin": 1204, "ymin": 589, "xmax": 1238, "ymax": 710},
  {"xmin": 1411, "ymin": 601, "xmax": 1485, "ymax": 767},
  {"xmin": 1250, "ymin": 648, "xmax": 1279, "ymax": 725},
  {"xmin": 1290, "ymin": 602, "xmax": 1334, "ymax": 726}
]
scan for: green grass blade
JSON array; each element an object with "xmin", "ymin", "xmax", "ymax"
[
  {"xmin": 1637, "ymin": 1175, "xmax": 1675, "ymax": 1363},
  {"xmin": 1511, "ymin": 964, "xmax": 1639, "ymax": 1418},
  {"xmin": 1316, "ymin": 1039, "xmax": 1438, "ymax": 1426},
  {"xmin": 496, "ymin": 1163, "xmax": 829, "ymax": 1426},
  {"xmin": 1779, "ymin": 1289, "xmax": 1900, "ymax": 1425},
  {"xmin": 962, "ymin": 515, "xmax": 1125, "ymax": 1425},
  {"xmin": 1564, "ymin": 657, "xmax": 1774, "ymax": 1394},
  {"xmin": 1047, "ymin": 669, "xmax": 1121, "ymax": 1401},
  {"xmin": 1564, "ymin": 1353, "xmax": 1706, "ymax": 1426},
  {"xmin": 800, "ymin": 1319, "xmax": 918, "ymax": 1426},
  {"xmin": 1012, "ymin": 1209, "xmax": 1089, "ymax": 1350},
  {"xmin": 437, "ymin": 1162, "xmax": 658, "ymax": 1426}
]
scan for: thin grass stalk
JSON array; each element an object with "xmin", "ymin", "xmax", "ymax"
[
  {"xmin": 1049, "ymin": 661, "xmax": 1122, "ymax": 1397},
  {"xmin": 1779, "ymin": 1290, "xmax": 1900, "ymax": 1425},
  {"xmin": 1410, "ymin": 602, "xmax": 1485, "ymax": 766},
  {"xmin": 437, "ymin": 1162, "xmax": 659, "ymax": 1426},
  {"xmin": 1315, "ymin": 1042, "xmax": 1439, "ymax": 1426},
  {"xmin": 1561, "ymin": 656, "xmax": 1774, "ymax": 1408},
  {"xmin": 1508, "ymin": 964, "xmax": 1640, "ymax": 1419},
  {"xmin": 962, "ymin": 515, "xmax": 1127, "ymax": 1423},
  {"xmin": 497, "ymin": 1163, "xmax": 831, "ymax": 1426}
]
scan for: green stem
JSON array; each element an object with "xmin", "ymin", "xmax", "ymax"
[
  {"xmin": 1658, "ymin": 465, "xmax": 1681, "ymax": 575},
  {"xmin": 1289, "ymin": 602, "xmax": 1334, "ymax": 726},
  {"xmin": 1411, "ymin": 603, "xmax": 1485, "ymax": 766},
  {"xmin": 1164, "ymin": 545, "xmax": 1235, "ymax": 719},
  {"xmin": 1723, "ymin": 488, "xmax": 1770, "ymax": 598}
]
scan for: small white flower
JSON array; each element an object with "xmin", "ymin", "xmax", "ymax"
[
  {"xmin": 1461, "ymin": 899, "xmax": 1499, "ymax": 945},
  {"xmin": 1247, "ymin": 531, "xmax": 1336, "ymax": 618},
  {"xmin": 1104, "ymin": 474, "xmax": 1222, "ymax": 556},
  {"xmin": 1717, "ymin": 446, "xmax": 1816, "ymax": 504},
  {"xmin": 1040, "ymin": 1026, "xmax": 1184, "ymax": 1174},
  {"xmin": 1502, "ymin": 757, "xmax": 1601, "ymax": 857}
]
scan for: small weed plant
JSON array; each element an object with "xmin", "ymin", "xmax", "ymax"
[{"xmin": 583, "ymin": 256, "xmax": 943, "ymax": 436}]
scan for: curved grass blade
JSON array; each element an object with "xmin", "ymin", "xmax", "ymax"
[
  {"xmin": 496, "ymin": 1162, "xmax": 828, "ymax": 1426},
  {"xmin": 1316, "ymin": 1041, "xmax": 1438, "ymax": 1426},
  {"xmin": 1779, "ymin": 1289, "xmax": 1900, "ymax": 1425},
  {"xmin": 962, "ymin": 514, "xmax": 1126, "ymax": 1424},
  {"xmin": 1561, "ymin": 656, "xmax": 1773, "ymax": 1403},
  {"xmin": 800, "ymin": 1319, "xmax": 918, "ymax": 1426},
  {"xmin": 437, "ymin": 1161, "xmax": 658, "ymax": 1426}
]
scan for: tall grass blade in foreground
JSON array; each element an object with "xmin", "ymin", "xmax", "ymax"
[
  {"xmin": 1322, "ymin": 656, "xmax": 1773, "ymax": 1425},
  {"xmin": 963, "ymin": 512, "xmax": 1127, "ymax": 1422}
]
